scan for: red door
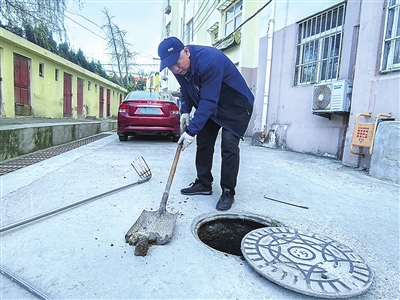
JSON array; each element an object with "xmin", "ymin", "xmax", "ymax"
[
  {"xmin": 77, "ymin": 78, "xmax": 84, "ymax": 117},
  {"xmin": 63, "ymin": 73, "xmax": 73, "ymax": 117},
  {"xmin": 106, "ymin": 89, "xmax": 111, "ymax": 117},
  {"xmin": 14, "ymin": 54, "xmax": 31, "ymax": 115},
  {"xmin": 99, "ymin": 86, "xmax": 104, "ymax": 118}
]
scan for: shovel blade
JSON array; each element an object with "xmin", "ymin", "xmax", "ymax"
[{"xmin": 125, "ymin": 209, "xmax": 178, "ymax": 245}]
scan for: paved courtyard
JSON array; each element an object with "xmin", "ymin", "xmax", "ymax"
[{"xmin": 1, "ymin": 132, "xmax": 399, "ymax": 299}]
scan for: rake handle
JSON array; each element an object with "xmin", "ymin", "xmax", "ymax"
[
  {"xmin": 158, "ymin": 142, "xmax": 183, "ymax": 213},
  {"xmin": 1, "ymin": 177, "xmax": 150, "ymax": 233}
]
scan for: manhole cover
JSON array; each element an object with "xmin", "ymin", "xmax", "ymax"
[{"xmin": 241, "ymin": 227, "xmax": 373, "ymax": 298}]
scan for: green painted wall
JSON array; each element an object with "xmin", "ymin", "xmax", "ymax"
[{"xmin": 0, "ymin": 28, "xmax": 127, "ymax": 119}]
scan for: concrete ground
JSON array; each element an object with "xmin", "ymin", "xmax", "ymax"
[{"xmin": 0, "ymin": 128, "xmax": 399, "ymax": 299}]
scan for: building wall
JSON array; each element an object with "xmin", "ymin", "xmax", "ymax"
[
  {"xmin": 263, "ymin": 22, "xmax": 351, "ymax": 158},
  {"xmin": 0, "ymin": 28, "xmax": 127, "ymax": 119},
  {"xmin": 161, "ymin": 0, "xmax": 263, "ymax": 136},
  {"xmin": 257, "ymin": 0, "xmax": 399, "ymax": 166},
  {"xmin": 147, "ymin": 72, "xmax": 161, "ymax": 91},
  {"xmin": 369, "ymin": 121, "xmax": 400, "ymax": 184},
  {"xmin": 161, "ymin": 0, "xmax": 399, "ymax": 171},
  {"xmin": 341, "ymin": 0, "xmax": 400, "ymax": 168}
]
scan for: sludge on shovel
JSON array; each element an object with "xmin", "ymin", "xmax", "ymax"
[{"xmin": 125, "ymin": 142, "xmax": 182, "ymax": 256}]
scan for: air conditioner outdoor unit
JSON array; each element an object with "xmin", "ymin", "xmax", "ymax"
[{"xmin": 312, "ymin": 80, "xmax": 353, "ymax": 113}]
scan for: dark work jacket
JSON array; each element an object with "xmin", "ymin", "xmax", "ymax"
[{"xmin": 175, "ymin": 45, "xmax": 254, "ymax": 138}]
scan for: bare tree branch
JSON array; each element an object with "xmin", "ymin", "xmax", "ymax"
[
  {"xmin": 102, "ymin": 8, "xmax": 124, "ymax": 86},
  {"xmin": 1, "ymin": 0, "xmax": 82, "ymax": 40},
  {"xmin": 101, "ymin": 8, "xmax": 138, "ymax": 89}
]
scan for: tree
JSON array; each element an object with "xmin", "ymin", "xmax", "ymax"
[
  {"xmin": 1, "ymin": 0, "xmax": 82, "ymax": 41},
  {"xmin": 1, "ymin": 1, "xmax": 122, "ymax": 86},
  {"xmin": 76, "ymin": 49, "xmax": 89, "ymax": 69},
  {"xmin": 24, "ymin": 23, "xmax": 58, "ymax": 53},
  {"xmin": 101, "ymin": 8, "xmax": 137, "ymax": 88},
  {"xmin": 58, "ymin": 42, "xmax": 71, "ymax": 60},
  {"xmin": 136, "ymin": 79, "xmax": 146, "ymax": 91}
]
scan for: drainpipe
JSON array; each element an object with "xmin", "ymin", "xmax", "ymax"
[
  {"xmin": 182, "ymin": 0, "xmax": 187, "ymax": 41},
  {"xmin": 260, "ymin": 0, "xmax": 276, "ymax": 143}
]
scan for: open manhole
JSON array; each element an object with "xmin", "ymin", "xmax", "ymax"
[
  {"xmin": 192, "ymin": 212, "xmax": 281, "ymax": 256},
  {"xmin": 192, "ymin": 213, "xmax": 373, "ymax": 298}
]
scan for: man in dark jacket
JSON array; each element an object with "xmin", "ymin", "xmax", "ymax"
[{"xmin": 158, "ymin": 37, "xmax": 253, "ymax": 211}]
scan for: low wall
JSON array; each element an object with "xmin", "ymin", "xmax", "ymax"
[
  {"xmin": 0, "ymin": 120, "xmax": 117, "ymax": 162},
  {"xmin": 369, "ymin": 121, "xmax": 400, "ymax": 184}
]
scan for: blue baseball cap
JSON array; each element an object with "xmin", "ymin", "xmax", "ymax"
[{"xmin": 158, "ymin": 37, "xmax": 184, "ymax": 71}]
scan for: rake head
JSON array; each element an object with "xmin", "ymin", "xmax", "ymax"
[{"xmin": 131, "ymin": 156, "xmax": 152, "ymax": 180}]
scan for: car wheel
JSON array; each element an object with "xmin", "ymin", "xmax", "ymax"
[
  {"xmin": 119, "ymin": 134, "xmax": 128, "ymax": 141},
  {"xmin": 172, "ymin": 134, "xmax": 180, "ymax": 142}
]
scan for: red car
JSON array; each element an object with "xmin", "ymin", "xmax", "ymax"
[{"xmin": 117, "ymin": 91, "xmax": 181, "ymax": 142}]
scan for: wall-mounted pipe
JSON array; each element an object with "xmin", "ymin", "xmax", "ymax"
[{"xmin": 260, "ymin": 0, "xmax": 276, "ymax": 142}]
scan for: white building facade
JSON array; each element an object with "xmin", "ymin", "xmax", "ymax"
[{"xmin": 160, "ymin": 0, "xmax": 399, "ymax": 170}]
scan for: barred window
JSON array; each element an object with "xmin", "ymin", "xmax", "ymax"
[
  {"xmin": 294, "ymin": 4, "xmax": 346, "ymax": 85},
  {"xmin": 381, "ymin": 0, "xmax": 400, "ymax": 72}
]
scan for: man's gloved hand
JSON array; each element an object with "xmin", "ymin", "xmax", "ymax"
[
  {"xmin": 180, "ymin": 113, "xmax": 190, "ymax": 133},
  {"xmin": 178, "ymin": 132, "xmax": 194, "ymax": 151}
]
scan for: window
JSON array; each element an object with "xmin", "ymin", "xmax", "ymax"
[
  {"xmin": 39, "ymin": 63, "xmax": 44, "ymax": 77},
  {"xmin": 186, "ymin": 19, "xmax": 194, "ymax": 44},
  {"xmin": 213, "ymin": 30, "xmax": 219, "ymax": 41},
  {"xmin": 208, "ymin": 22, "xmax": 220, "ymax": 43},
  {"xmin": 381, "ymin": 0, "xmax": 400, "ymax": 72},
  {"xmin": 88, "ymin": 81, "xmax": 91, "ymax": 91},
  {"xmin": 225, "ymin": 0, "xmax": 242, "ymax": 36},
  {"xmin": 55, "ymin": 68, "xmax": 59, "ymax": 81},
  {"xmin": 294, "ymin": 4, "xmax": 346, "ymax": 85}
]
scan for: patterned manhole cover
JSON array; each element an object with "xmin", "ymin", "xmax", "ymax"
[{"xmin": 241, "ymin": 227, "xmax": 372, "ymax": 298}]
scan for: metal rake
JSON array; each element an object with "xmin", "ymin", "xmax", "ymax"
[{"xmin": 131, "ymin": 156, "xmax": 152, "ymax": 180}]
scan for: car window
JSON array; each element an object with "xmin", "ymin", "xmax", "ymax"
[{"xmin": 126, "ymin": 91, "xmax": 173, "ymax": 101}]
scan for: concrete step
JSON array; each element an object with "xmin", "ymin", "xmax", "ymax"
[{"xmin": 0, "ymin": 118, "xmax": 117, "ymax": 162}]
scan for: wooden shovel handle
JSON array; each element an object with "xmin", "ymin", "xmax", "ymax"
[{"xmin": 158, "ymin": 142, "xmax": 183, "ymax": 213}]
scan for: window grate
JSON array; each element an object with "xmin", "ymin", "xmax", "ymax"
[{"xmin": 294, "ymin": 4, "xmax": 346, "ymax": 86}]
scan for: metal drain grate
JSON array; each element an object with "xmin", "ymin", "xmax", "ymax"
[{"xmin": 0, "ymin": 134, "xmax": 111, "ymax": 176}]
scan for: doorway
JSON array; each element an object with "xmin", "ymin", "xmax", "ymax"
[{"xmin": 14, "ymin": 54, "xmax": 31, "ymax": 116}]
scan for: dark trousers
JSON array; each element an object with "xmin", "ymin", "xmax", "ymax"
[{"xmin": 196, "ymin": 119, "xmax": 240, "ymax": 194}]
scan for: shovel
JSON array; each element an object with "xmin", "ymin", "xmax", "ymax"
[{"xmin": 125, "ymin": 142, "xmax": 182, "ymax": 253}]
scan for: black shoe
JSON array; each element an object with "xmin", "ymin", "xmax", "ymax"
[
  {"xmin": 181, "ymin": 179, "xmax": 212, "ymax": 195},
  {"xmin": 216, "ymin": 188, "xmax": 235, "ymax": 211}
]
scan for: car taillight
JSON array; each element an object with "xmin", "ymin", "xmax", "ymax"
[
  {"xmin": 119, "ymin": 104, "xmax": 129, "ymax": 113},
  {"xmin": 170, "ymin": 105, "xmax": 180, "ymax": 115}
]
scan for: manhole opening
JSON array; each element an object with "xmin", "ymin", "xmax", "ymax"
[{"xmin": 196, "ymin": 215, "xmax": 275, "ymax": 256}]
